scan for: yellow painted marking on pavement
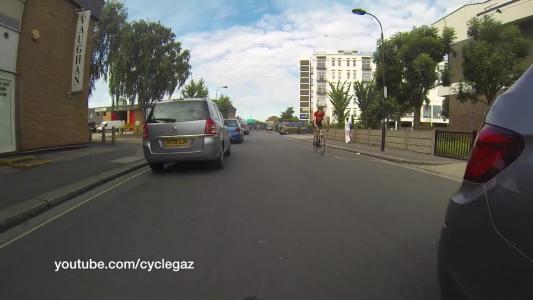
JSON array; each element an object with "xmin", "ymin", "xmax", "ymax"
[{"xmin": 0, "ymin": 168, "xmax": 150, "ymax": 249}]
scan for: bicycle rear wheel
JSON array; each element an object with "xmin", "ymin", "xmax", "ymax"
[{"xmin": 320, "ymin": 133, "xmax": 326, "ymax": 155}]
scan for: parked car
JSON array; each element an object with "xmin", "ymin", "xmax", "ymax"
[
  {"xmin": 266, "ymin": 125, "xmax": 273, "ymax": 131},
  {"xmin": 224, "ymin": 119, "xmax": 244, "ymax": 144},
  {"xmin": 242, "ymin": 123, "xmax": 250, "ymax": 135},
  {"xmin": 438, "ymin": 66, "xmax": 533, "ymax": 299},
  {"xmin": 278, "ymin": 122, "xmax": 308, "ymax": 135},
  {"xmin": 143, "ymin": 99, "xmax": 231, "ymax": 172},
  {"xmin": 96, "ymin": 120, "xmax": 124, "ymax": 133}
]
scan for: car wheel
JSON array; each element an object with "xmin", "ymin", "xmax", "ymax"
[
  {"xmin": 149, "ymin": 163, "xmax": 164, "ymax": 173},
  {"xmin": 225, "ymin": 142, "xmax": 231, "ymax": 156},
  {"xmin": 284, "ymin": 130, "xmax": 288, "ymax": 135},
  {"xmin": 212, "ymin": 146, "xmax": 224, "ymax": 169}
]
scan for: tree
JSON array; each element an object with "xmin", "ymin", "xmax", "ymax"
[
  {"xmin": 280, "ymin": 107, "xmax": 298, "ymax": 121},
  {"xmin": 457, "ymin": 15, "xmax": 529, "ymax": 106},
  {"xmin": 374, "ymin": 26, "xmax": 455, "ymax": 128},
  {"xmin": 353, "ymin": 81, "xmax": 379, "ymax": 128},
  {"xmin": 89, "ymin": 0, "xmax": 128, "ymax": 96},
  {"xmin": 327, "ymin": 81, "xmax": 352, "ymax": 127},
  {"xmin": 181, "ymin": 78, "xmax": 209, "ymax": 98},
  {"xmin": 212, "ymin": 94, "xmax": 233, "ymax": 118},
  {"xmin": 112, "ymin": 20, "xmax": 191, "ymax": 114}
]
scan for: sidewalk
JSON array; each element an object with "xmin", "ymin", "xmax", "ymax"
[
  {"xmin": 287, "ymin": 134, "xmax": 467, "ymax": 181},
  {"xmin": 0, "ymin": 137, "xmax": 146, "ymax": 231}
]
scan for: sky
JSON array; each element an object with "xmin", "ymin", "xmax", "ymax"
[{"xmin": 89, "ymin": 0, "xmax": 468, "ymax": 120}]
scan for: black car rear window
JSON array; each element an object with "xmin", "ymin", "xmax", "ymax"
[
  {"xmin": 149, "ymin": 101, "xmax": 209, "ymax": 122},
  {"xmin": 224, "ymin": 120, "xmax": 239, "ymax": 127}
]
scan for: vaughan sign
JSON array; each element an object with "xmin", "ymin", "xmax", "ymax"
[{"xmin": 71, "ymin": 10, "xmax": 91, "ymax": 93}]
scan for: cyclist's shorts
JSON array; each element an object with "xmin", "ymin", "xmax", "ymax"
[{"xmin": 316, "ymin": 120, "xmax": 323, "ymax": 129}]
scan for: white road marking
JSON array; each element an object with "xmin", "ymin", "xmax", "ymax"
[{"xmin": 0, "ymin": 168, "xmax": 150, "ymax": 249}]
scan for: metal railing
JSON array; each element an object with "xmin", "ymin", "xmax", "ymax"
[{"xmin": 434, "ymin": 130, "xmax": 477, "ymax": 160}]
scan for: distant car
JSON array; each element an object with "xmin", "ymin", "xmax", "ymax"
[
  {"xmin": 224, "ymin": 119, "xmax": 244, "ymax": 144},
  {"xmin": 278, "ymin": 123, "xmax": 308, "ymax": 135},
  {"xmin": 96, "ymin": 120, "xmax": 124, "ymax": 133},
  {"xmin": 242, "ymin": 123, "xmax": 250, "ymax": 135},
  {"xmin": 266, "ymin": 125, "xmax": 273, "ymax": 131},
  {"xmin": 438, "ymin": 66, "xmax": 533, "ymax": 299},
  {"xmin": 143, "ymin": 99, "xmax": 231, "ymax": 172}
]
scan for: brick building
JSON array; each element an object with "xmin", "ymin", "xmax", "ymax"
[{"xmin": 0, "ymin": 0, "xmax": 103, "ymax": 154}]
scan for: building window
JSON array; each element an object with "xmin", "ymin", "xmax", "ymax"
[
  {"xmin": 317, "ymin": 71, "xmax": 326, "ymax": 81},
  {"xmin": 362, "ymin": 71, "xmax": 372, "ymax": 82},
  {"xmin": 353, "ymin": 59, "xmax": 356, "ymax": 67},
  {"xmin": 332, "ymin": 59, "xmax": 335, "ymax": 67},
  {"xmin": 433, "ymin": 105, "xmax": 442, "ymax": 119},
  {"xmin": 317, "ymin": 59, "xmax": 326, "ymax": 69},
  {"xmin": 353, "ymin": 70, "xmax": 356, "ymax": 79},
  {"xmin": 362, "ymin": 57, "xmax": 372, "ymax": 70},
  {"xmin": 332, "ymin": 70, "xmax": 335, "ymax": 79},
  {"xmin": 338, "ymin": 70, "xmax": 342, "ymax": 80},
  {"xmin": 103, "ymin": 112, "xmax": 107, "ymax": 116},
  {"xmin": 346, "ymin": 59, "xmax": 350, "ymax": 67},
  {"xmin": 347, "ymin": 71, "xmax": 350, "ymax": 79},
  {"xmin": 423, "ymin": 105, "xmax": 431, "ymax": 118},
  {"xmin": 338, "ymin": 58, "xmax": 341, "ymax": 66}
]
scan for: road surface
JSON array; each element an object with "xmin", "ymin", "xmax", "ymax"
[{"xmin": 0, "ymin": 131, "xmax": 459, "ymax": 299}]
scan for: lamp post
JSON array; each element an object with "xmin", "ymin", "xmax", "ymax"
[
  {"xmin": 215, "ymin": 85, "xmax": 228, "ymax": 100},
  {"xmin": 352, "ymin": 8, "xmax": 387, "ymax": 152}
]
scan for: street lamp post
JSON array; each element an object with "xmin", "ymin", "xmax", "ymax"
[
  {"xmin": 352, "ymin": 8, "xmax": 387, "ymax": 152},
  {"xmin": 215, "ymin": 85, "xmax": 228, "ymax": 100}
]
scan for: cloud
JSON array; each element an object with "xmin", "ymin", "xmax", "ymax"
[{"xmin": 90, "ymin": 0, "xmax": 468, "ymax": 120}]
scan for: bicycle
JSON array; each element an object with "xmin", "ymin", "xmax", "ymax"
[{"xmin": 313, "ymin": 125, "xmax": 326, "ymax": 155}]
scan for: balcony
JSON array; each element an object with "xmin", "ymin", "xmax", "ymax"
[
  {"xmin": 316, "ymin": 63, "xmax": 326, "ymax": 70},
  {"xmin": 317, "ymin": 89, "xmax": 327, "ymax": 95},
  {"xmin": 317, "ymin": 76, "xmax": 326, "ymax": 82}
]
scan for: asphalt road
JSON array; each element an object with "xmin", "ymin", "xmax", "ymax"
[{"xmin": 0, "ymin": 131, "xmax": 460, "ymax": 300}]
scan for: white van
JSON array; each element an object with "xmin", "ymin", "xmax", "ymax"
[{"xmin": 96, "ymin": 120, "xmax": 124, "ymax": 133}]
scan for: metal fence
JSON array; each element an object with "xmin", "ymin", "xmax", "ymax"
[{"xmin": 434, "ymin": 130, "xmax": 477, "ymax": 160}]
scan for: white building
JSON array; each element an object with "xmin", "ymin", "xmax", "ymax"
[{"xmin": 300, "ymin": 50, "xmax": 375, "ymax": 124}]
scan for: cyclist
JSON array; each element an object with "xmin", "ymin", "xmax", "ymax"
[{"xmin": 313, "ymin": 106, "xmax": 325, "ymax": 142}]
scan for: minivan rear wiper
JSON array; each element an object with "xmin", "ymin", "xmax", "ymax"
[{"xmin": 151, "ymin": 118, "xmax": 176, "ymax": 123}]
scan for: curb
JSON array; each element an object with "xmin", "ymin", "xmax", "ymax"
[
  {"xmin": 0, "ymin": 160, "xmax": 147, "ymax": 232},
  {"xmin": 288, "ymin": 136, "xmax": 449, "ymax": 166}
]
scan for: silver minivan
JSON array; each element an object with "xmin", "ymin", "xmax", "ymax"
[{"xmin": 143, "ymin": 98, "xmax": 231, "ymax": 172}]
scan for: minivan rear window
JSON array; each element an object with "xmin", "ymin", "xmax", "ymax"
[
  {"xmin": 148, "ymin": 101, "xmax": 209, "ymax": 123},
  {"xmin": 224, "ymin": 120, "xmax": 239, "ymax": 127}
]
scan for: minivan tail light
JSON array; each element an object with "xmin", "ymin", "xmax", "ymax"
[
  {"xmin": 205, "ymin": 118, "xmax": 217, "ymax": 136},
  {"xmin": 464, "ymin": 124, "xmax": 524, "ymax": 183},
  {"xmin": 235, "ymin": 127, "xmax": 241, "ymax": 133},
  {"xmin": 143, "ymin": 123, "xmax": 149, "ymax": 139}
]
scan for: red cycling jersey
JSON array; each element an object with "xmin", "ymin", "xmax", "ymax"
[{"xmin": 314, "ymin": 111, "xmax": 325, "ymax": 123}]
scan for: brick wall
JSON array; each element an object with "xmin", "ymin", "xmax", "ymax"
[{"xmin": 17, "ymin": 0, "xmax": 94, "ymax": 151}]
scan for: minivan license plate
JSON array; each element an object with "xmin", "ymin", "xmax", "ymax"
[{"xmin": 164, "ymin": 138, "xmax": 188, "ymax": 147}]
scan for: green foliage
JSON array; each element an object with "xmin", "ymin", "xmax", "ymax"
[
  {"xmin": 353, "ymin": 81, "xmax": 378, "ymax": 128},
  {"xmin": 327, "ymin": 81, "xmax": 352, "ymax": 126},
  {"xmin": 374, "ymin": 25, "xmax": 455, "ymax": 128},
  {"xmin": 458, "ymin": 15, "xmax": 529, "ymax": 106},
  {"xmin": 212, "ymin": 94, "xmax": 233, "ymax": 118},
  {"xmin": 90, "ymin": 1, "xmax": 191, "ymax": 113},
  {"xmin": 111, "ymin": 20, "xmax": 191, "ymax": 113},
  {"xmin": 280, "ymin": 107, "xmax": 298, "ymax": 121},
  {"xmin": 181, "ymin": 78, "xmax": 209, "ymax": 98},
  {"xmin": 89, "ymin": 0, "xmax": 128, "ymax": 95}
]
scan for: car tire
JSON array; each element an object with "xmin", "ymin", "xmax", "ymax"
[
  {"xmin": 149, "ymin": 163, "xmax": 164, "ymax": 173},
  {"xmin": 284, "ymin": 130, "xmax": 288, "ymax": 135},
  {"xmin": 212, "ymin": 146, "xmax": 224, "ymax": 169},
  {"xmin": 225, "ymin": 142, "xmax": 231, "ymax": 156}
]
